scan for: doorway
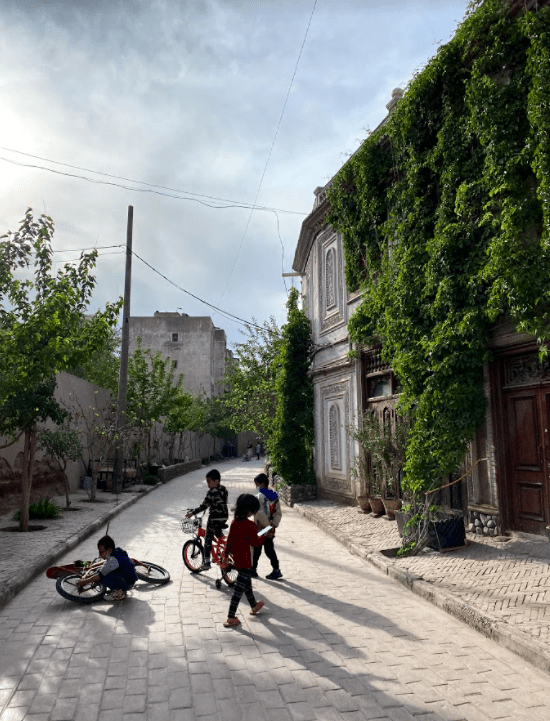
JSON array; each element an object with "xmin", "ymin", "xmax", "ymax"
[{"xmin": 502, "ymin": 366, "xmax": 550, "ymax": 535}]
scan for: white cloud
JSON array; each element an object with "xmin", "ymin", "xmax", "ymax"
[{"xmin": 0, "ymin": 0, "xmax": 471, "ymax": 345}]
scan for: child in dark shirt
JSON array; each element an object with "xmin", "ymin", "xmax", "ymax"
[
  {"xmin": 224, "ymin": 493, "xmax": 265, "ymax": 628},
  {"xmin": 77, "ymin": 534, "xmax": 137, "ymax": 601},
  {"xmin": 186, "ymin": 469, "xmax": 228, "ymax": 571}
]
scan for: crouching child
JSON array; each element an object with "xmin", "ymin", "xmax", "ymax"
[{"xmin": 77, "ymin": 534, "xmax": 137, "ymax": 601}]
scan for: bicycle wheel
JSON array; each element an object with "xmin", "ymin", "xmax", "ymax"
[
  {"xmin": 182, "ymin": 540, "xmax": 204, "ymax": 572},
  {"xmin": 134, "ymin": 561, "xmax": 170, "ymax": 584},
  {"xmin": 222, "ymin": 564, "xmax": 238, "ymax": 586},
  {"xmin": 56, "ymin": 574, "xmax": 105, "ymax": 604}
]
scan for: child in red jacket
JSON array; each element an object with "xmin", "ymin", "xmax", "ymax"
[{"xmin": 224, "ymin": 493, "xmax": 265, "ymax": 628}]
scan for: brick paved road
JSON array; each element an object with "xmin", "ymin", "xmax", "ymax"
[{"xmin": 1, "ymin": 461, "xmax": 550, "ymax": 721}]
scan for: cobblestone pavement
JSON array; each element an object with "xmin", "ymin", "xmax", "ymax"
[
  {"xmin": 295, "ymin": 499, "xmax": 550, "ymax": 658},
  {"xmin": 2, "ymin": 461, "xmax": 550, "ymax": 720}
]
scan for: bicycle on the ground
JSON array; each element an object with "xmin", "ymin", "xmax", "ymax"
[
  {"xmin": 181, "ymin": 509, "xmax": 237, "ymax": 590},
  {"xmin": 46, "ymin": 557, "xmax": 170, "ymax": 604}
]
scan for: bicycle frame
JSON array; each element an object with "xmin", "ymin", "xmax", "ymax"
[{"xmin": 182, "ymin": 510, "xmax": 236, "ymax": 587}]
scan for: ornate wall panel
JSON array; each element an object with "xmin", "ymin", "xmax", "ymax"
[
  {"xmin": 320, "ymin": 380, "xmax": 352, "ymax": 496},
  {"xmin": 318, "ymin": 231, "xmax": 345, "ymax": 335}
]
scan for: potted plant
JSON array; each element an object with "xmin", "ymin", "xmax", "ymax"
[
  {"xmin": 396, "ymin": 499, "xmax": 465, "ymax": 553},
  {"xmin": 349, "ymin": 410, "xmax": 411, "ymax": 520}
]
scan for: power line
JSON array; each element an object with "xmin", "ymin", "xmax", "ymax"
[
  {"xmin": 51, "ymin": 244, "xmax": 122, "ymax": 253},
  {"xmin": 0, "ymin": 147, "xmax": 306, "ymax": 216},
  {"xmin": 131, "ymin": 250, "xmax": 264, "ymax": 331},
  {"xmin": 218, "ymin": 0, "xmax": 318, "ymax": 305}
]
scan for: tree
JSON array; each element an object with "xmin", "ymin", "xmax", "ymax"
[
  {"xmin": 66, "ymin": 394, "xmax": 125, "ymax": 501},
  {"xmin": 68, "ymin": 324, "xmax": 121, "ymax": 394},
  {"xmin": 222, "ymin": 317, "xmax": 282, "ymax": 443},
  {"xmin": 270, "ymin": 288, "xmax": 315, "ymax": 486},
  {"xmin": 0, "ymin": 209, "xmax": 122, "ymax": 530},
  {"xmin": 38, "ymin": 426, "xmax": 83, "ymax": 509},
  {"xmin": 163, "ymin": 388, "xmax": 195, "ymax": 463},
  {"xmin": 126, "ymin": 339, "xmax": 185, "ymax": 464}
]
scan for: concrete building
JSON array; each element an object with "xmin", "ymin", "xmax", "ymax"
[{"xmin": 128, "ymin": 312, "xmax": 232, "ymax": 398}]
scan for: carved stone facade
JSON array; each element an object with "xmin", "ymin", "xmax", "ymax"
[{"xmin": 293, "ymin": 187, "xmax": 362, "ymax": 504}]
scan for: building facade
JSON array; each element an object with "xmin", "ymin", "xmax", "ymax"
[
  {"xmin": 128, "ymin": 311, "xmax": 232, "ymax": 398},
  {"xmin": 293, "ymin": 85, "xmax": 550, "ymax": 536}
]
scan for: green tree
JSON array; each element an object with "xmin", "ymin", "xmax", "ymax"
[
  {"xmin": 163, "ymin": 386, "xmax": 194, "ymax": 463},
  {"xmin": 38, "ymin": 426, "xmax": 83, "ymax": 509},
  {"xmin": 0, "ymin": 209, "xmax": 121, "ymax": 530},
  {"xmin": 69, "ymin": 324, "xmax": 121, "ymax": 394},
  {"xmin": 222, "ymin": 317, "xmax": 282, "ymax": 443},
  {"xmin": 126, "ymin": 339, "xmax": 185, "ymax": 464},
  {"xmin": 270, "ymin": 288, "xmax": 315, "ymax": 486}
]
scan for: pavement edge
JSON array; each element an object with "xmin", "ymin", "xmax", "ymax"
[{"xmin": 294, "ymin": 502, "xmax": 550, "ymax": 676}]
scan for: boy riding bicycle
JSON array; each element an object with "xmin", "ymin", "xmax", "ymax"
[{"xmin": 186, "ymin": 469, "xmax": 228, "ymax": 572}]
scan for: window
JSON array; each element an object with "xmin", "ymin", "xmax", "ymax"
[
  {"xmin": 369, "ymin": 375, "xmax": 392, "ymax": 398},
  {"xmin": 172, "ymin": 333, "xmax": 178, "ymax": 342}
]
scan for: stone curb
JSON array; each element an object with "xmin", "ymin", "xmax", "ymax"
[
  {"xmin": 0, "ymin": 483, "xmax": 159, "ymax": 614},
  {"xmin": 294, "ymin": 502, "xmax": 550, "ymax": 676}
]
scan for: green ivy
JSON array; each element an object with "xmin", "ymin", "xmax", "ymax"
[{"xmin": 327, "ymin": 0, "xmax": 550, "ymax": 494}]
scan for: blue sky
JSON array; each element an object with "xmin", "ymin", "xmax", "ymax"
[{"xmin": 0, "ymin": 0, "xmax": 471, "ymax": 346}]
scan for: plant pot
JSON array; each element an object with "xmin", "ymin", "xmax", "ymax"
[
  {"xmin": 368, "ymin": 496, "xmax": 385, "ymax": 516},
  {"xmin": 427, "ymin": 514, "xmax": 465, "ymax": 550},
  {"xmin": 357, "ymin": 495, "xmax": 371, "ymax": 514},
  {"xmin": 382, "ymin": 498, "xmax": 402, "ymax": 520}
]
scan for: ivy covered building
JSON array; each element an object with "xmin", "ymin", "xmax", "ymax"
[{"xmin": 293, "ymin": 0, "xmax": 550, "ymax": 537}]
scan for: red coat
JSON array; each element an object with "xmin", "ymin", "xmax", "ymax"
[{"xmin": 226, "ymin": 518, "xmax": 264, "ymax": 569}]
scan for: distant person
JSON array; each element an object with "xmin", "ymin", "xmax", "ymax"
[
  {"xmin": 252, "ymin": 473, "xmax": 283, "ymax": 580},
  {"xmin": 247, "ymin": 442, "xmax": 253, "ymax": 461},
  {"xmin": 256, "ymin": 442, "xmax": 261, "ymax": 460},
  {"xmin": 77, "ymin": 534, "xmax": 137, "ymax": 601},
  {"xmin": 186, "ymin": 469, "xmax": 228, "ymax": 571},
  {"xmin": 223, "ymin": 493, "xmax": 266, "ymax": 627}
]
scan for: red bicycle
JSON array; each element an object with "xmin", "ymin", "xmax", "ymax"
[{"xmin": 181, "ymin": 510, "xmax": 237, "ymax": 589}]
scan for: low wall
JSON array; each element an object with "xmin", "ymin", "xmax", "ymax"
[
  {"xmin": 157, "ymin": 459, "xmax": 202, "ymax": 483},
  {"xmin": 277, "ymin": 482, "xmax": 317, "ymax": 508}
]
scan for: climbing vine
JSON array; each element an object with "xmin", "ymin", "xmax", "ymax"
[{"xmin": 327, "ymin": 0, "xmax": 550, "ymax": 494}]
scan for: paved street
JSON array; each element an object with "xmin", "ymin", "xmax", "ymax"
[{"xmin": 2, "ymin": 461, "xmax": 550, "ymax": 721}]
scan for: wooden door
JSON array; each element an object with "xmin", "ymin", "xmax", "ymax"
[{"xmin": 504, "ymin": 387, "xmax": 550, "ymax": 534}]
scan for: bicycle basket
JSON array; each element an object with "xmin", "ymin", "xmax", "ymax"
[{"xmin": 181, "ymin": 517, "xmax": 200, "ymax": 534}]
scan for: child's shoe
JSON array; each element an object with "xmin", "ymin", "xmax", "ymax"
[
  {"xmin": 199, "ymin": 562, "xmax": 212, "ymax": 572},
  {"xmin": 265, "ymin": 569, "xmax": 283, "ymax": 580},
  {"xmin": 250, "ymin": 601, "xmax": 265, "ymax": 615},
  {"xmin": 223, "ymin": 617, "xmax": 241, "ymax": 628},
  {"xmin": 105, "ymin": 589, "xmax": 126, "ymax": 601}
]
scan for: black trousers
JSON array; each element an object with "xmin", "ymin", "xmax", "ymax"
[
  {"xmin": 204, "ymin": 521, "xmax": 225, "ymax": 560},
  {"xmin": 253, "ymin": 536, "xmax": 279, "ymax": 571}
]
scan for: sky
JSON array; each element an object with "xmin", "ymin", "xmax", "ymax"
[{"xmin": 0, "ymin": 0, "xmax": 471, "ymax": 347}]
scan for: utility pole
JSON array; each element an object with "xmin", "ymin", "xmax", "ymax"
[{"xmin": 113, "ymin": 206, "xmax": 133, "ymax": 495}]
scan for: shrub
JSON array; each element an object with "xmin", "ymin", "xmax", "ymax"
[{"xmin": 13, "ymin": 497, "xmax": 61, "ymax": 520}]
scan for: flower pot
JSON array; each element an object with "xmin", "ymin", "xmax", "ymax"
[
  {"xmin": 368, "ymin": 496, "xmax": 385, "ymax": 516},
  {"xmin": 427, "ymin": 514, "xmax": 465, "ymax": 550},
  {"xmin": 382, "ymin": 498, "xmax": 402, "ymax": 520},
  {"xmin": 357, "ymin": 495, "xmax": 371, "ymax": 514}
]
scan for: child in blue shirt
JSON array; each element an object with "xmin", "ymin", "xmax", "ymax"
[{"xmin": 77, "ymin": 534, "xmax": 137, "ymax": 601}]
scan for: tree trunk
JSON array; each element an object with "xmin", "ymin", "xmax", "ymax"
[
  {"xmin": 19, "ymin": 428, "xmax": 37, "ymax": 532},
  {"xmin": 90, "ymin": 463, "xmax": 98, "ymax": 502},
  {"xmin": 62, "ymin": 460, "xmax": 71, "ymax": 509}
]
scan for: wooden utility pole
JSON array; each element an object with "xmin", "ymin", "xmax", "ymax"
[{"xmin": 113, "ymin": 206, "xmax": 133, "ymax": 495}]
